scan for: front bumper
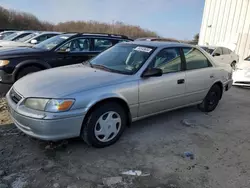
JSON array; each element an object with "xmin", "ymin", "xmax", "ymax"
[
  {"xmin": 0, "ymin": 70, "xmax": 14, "ymax": 84},
  {"xmin": 232, "ymin": 70, "xmax": 250, "ymax": 86},
  {"xmin": 6, "ymin": 89, "xmax": 87, "ymax": 141}
]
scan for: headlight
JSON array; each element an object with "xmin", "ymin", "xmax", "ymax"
[
  {"xmin": 24, "ymin": 98, "xmax": 75, "ymax": 112},
  {"xmin": 0, "ymin": 60, "xmax": 10, "ymax": 66}
]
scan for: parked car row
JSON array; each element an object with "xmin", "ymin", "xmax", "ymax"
[
  {"xmin": 0, "ymin": 30, "xmax": 62, "ymax": 48},
  {"xmin": 3, "ymin": 33, "xmax": 233, "ymax": 147},
  {"xmin": 0, "ymin": 32, "xmax": 133, "ymax": 84}
]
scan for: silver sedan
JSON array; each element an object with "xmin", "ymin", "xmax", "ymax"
[{"xmin": 6, "ymin": 41, "xmax": 233, "ymax": 147}]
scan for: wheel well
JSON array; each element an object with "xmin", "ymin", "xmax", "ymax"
[
  {"xmin": 81, "ymin": 98, "xmax": 132, "ymax": 134},
  {"xmin": 14, "ymin": 63, "xmax": 47, "ymax": 81},
  {"xmin": 213, "ymin": 82, "xmax": 223, "ymax": 99}
]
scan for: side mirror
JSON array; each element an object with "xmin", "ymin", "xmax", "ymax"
[
  {"xmin": 142, "ymin": 68, "xmax": 163, "ymax": 77},
  {"xmin": 213, "ymin": 53, "xmax": 220, "ymax": 57},
  {"xmin": 57, "ymin": 48, "xmax": 70, "ymax": 53},
  {"xmin": 30, "ymin": 39, "xmax": 38, "ymax": 44}
]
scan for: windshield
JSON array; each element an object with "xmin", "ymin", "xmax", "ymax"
[
  {"xmin": 16, "ymin": 33, "xmax": 37, "ymax": 42},
  {"xmin": 201, "ymin": 47, "xmax": 214, "ymax": 54},
  {"xmin": 89, "ymin": 44, "xmax": 155, "ymax": 75},
  {"xmin": 244, "ymin": 56, "xmax": 250, "ymax": 61},
  {"xmin": 2, "ymin": 32, "xmax": 19, "ymax": 40},
  {"xmin": 34, "ymin": 34, "xmax": 71, "ymax": 50}
]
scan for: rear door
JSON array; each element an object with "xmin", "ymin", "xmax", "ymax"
[
  {"xmin": 182, "ymin": 47, "xmax": 216, "ymax": 104},
  {"xmin": 91, "ymin": 38, "xmax": 115, "ymax": 53}
]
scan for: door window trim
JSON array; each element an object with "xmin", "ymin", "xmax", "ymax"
[
  {"xmin": 142, "ymin": 47, "xmax": 185, "ymax": 76},
  {"xmin": 181, "ymin": 47, "xmax": 213, "ymax": 71}
]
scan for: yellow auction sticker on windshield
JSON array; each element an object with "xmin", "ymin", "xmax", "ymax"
[{"xmin": 134, "ymin": 46, "xmax": 152, "ymax": 53}]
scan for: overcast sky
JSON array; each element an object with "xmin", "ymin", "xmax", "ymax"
[{"xmin": 0, "ymin": 0, "xmax": 205, "ymax": 40}]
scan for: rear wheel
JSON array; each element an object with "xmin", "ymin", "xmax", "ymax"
[
  {"xmin": 16, "ymin": 66, "xmax": 42, "ymax": 80},
  {"xmin": 198, "ymin": 84, "xmax": 222, "ymax": 112},
  {"xmin": 81, "ymin": 102, "xmax": 127, "ymax": 148}
]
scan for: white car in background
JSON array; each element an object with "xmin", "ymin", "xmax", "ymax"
[
  {"xmin": 0, "ymin": 32, "xmax": 61, "ymax": 49},
  {"xmin": 233, "ymin": 55, "xmax": 250, "ymax": 87},
  {"xmin": 200, "ymin": 46, "xmax": 239, "ymax": 69}
]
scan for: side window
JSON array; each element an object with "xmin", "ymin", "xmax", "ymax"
[
  {"xmin": 222, "ymin": 47, "xmax": 230, "ymax": 55},
  {"xmin": 13, "ymin": 33, "xmax": 31, "ymax": 41},
  {"xmin": 93, "ymin": 39, "xmax": 113, "ymax": 51},
  {"xmin": 213, "ymin": 47, "xmax": 222, "ymax": 55},
  {"xmin": 151, "ymin": 48, "xmax": 182, "ymax": 74},
  {"xmin": 35, "ymin": 34, "xmax": 58, "ymax": 43},
  {"xmin": 35, "ymin": 35, "xmax": 48, "ymax": 43},
  {"xmin": 117, "ymin": 39, "xmax": 130, "ymax": 43},
  {"xmin": 183, "ymin": 47, "xmax": 211, "ymax": 70},
  {"xmin": 58, "ymin": 38, "xmax": 90, "ymax": 52}
]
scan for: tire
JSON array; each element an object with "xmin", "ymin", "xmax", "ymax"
[
  {"xmin": 198, "ymin": 84, "xmax": 222, "ymax": 112},
  {"xmin": 81, "ymin": 102, "xmax": 127, "ymax": 148},
  {"xmin": 231, "ymin": 61, "xmax": 236, "ymax": 70},
  {"xmin": 16, "ymin": 66, "xmax": 42, "ymax": 80}
]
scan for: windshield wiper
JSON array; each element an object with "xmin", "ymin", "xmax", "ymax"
[
  {"xmin": 92, "ymin": 64, "xmax": 132, "ymax": 75},
  {"xmin": 91, "ymin": 64, "xmax": 113, "ymax": 72}
]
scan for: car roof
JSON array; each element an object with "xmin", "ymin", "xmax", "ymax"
[
  {"xmin": 37, "ymin": 31, "xmax": 62, "ymax": 35},
  {"xmin": 124, "ymin": 41, "xmax": 192, "ymax": 48},
  {"xmin": 199, "ymin": 45, "xmax": 218, "ymax": 49}
]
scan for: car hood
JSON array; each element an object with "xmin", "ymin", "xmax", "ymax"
[
  {"xmin": 13, "ymin": 64, "xmax": 131, "ymax": 98},
  {"xmin": 0, "ymin": 40, "xmax": 33, "ymax": 47},
  {"xmin": 236, "ymin": 60, "xmax": 250, "ymax": 70},
  {"xmin": 0, "ymin": 46, "xmax": 45, "ymax": 56}
]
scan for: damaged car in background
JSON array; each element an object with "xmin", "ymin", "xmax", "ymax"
[{"xmin": 6, "ymin": 41, "xmax": 233, "ymax": 148}]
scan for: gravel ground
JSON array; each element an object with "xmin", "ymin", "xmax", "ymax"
[{"xmin": 0, "ymin": 86, "xmax": 250, "ymax": 188}]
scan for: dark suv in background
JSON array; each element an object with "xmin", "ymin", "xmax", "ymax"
[{"xmin": 0, "ymin": 33, "xmax": 133, "ymax": 84}]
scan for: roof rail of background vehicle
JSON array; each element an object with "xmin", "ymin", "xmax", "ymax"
[
  {"xmin": 81, "ymin": 33, "xmax": 131, "ymax": 39},
  {"xmin": 127, "ymin": 40, "xmax": 192, "ymax": 48}
]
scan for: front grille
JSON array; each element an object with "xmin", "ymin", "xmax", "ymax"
[
  {"xmin": 10, "ymin": 89, "xmax": 22, "ymax": 104},
  {"xmin": 235, "ymin": 81, "xmax": 250, "ymax": 85}
]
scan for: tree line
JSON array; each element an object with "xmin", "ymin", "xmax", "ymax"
[{"xmin": 0, "ymin": 6, "xmax": 158, "ymax": 38}]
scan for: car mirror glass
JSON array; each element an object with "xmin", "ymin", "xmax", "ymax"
[{"xmin": 213, "ymin": 53, "xmax": 220, "ymax": 57}]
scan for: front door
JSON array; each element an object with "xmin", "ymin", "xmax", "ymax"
[
  {"xmin": 50, "ymin": 38, "xmax": 94, "ymax": 67},
  {"xmin": 182, "ymin": 47, "xmax": 216, "ymax": 104},
  {"xmin": 138, "ymin": 47, "xmax": 186, "ymax": 117}
]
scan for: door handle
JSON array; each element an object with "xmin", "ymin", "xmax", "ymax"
[
  {"xmin": 177, "ymin": 79, "xmax": 185, "ymax": 84},
  {"xmin": 210, "ymin": 74, "xmax": 214, "ymax": 78}
]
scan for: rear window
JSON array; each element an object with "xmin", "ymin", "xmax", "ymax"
[{"xmin": 201, "ymin": 47, "xmax": 214, "ymax": 54}]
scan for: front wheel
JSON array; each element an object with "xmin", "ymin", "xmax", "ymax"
[
  {"xmin": 198, "ymin": 84, "xmax": 222, "ymax": 112},
  {"xmin": 81, "ymin": 102, "xmax": 127, "ymax": 148}
]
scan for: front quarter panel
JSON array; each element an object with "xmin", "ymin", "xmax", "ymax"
[{"xmin": 67, "ymin": 80, "xmax": 139, "ymax": 119}]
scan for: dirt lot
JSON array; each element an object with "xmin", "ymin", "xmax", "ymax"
[{"xmin": 0, "ymin": 86, "xmax": 250, "ymax": 188}]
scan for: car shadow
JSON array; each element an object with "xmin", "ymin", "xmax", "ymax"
[
  {"xmin": 0, "ymin": 105, "xmax": 204, "ymax": 160},
  {"xmin": 0, "ymin": 83, "xmax": 12, "ymax": 97}
]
